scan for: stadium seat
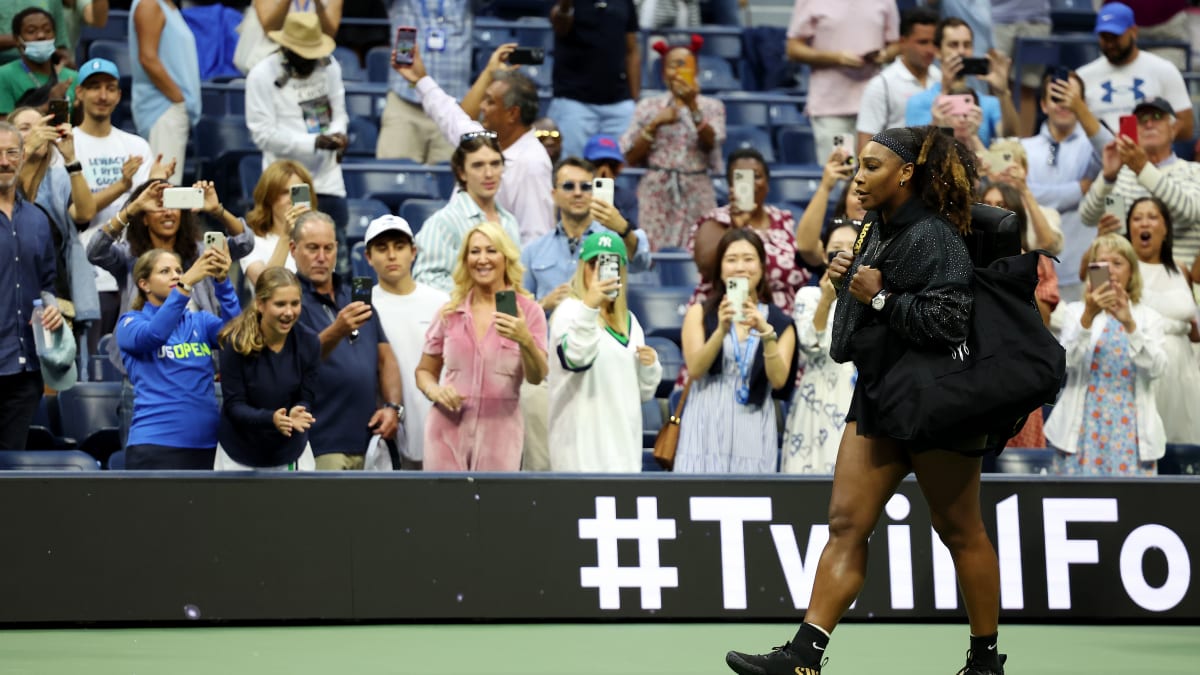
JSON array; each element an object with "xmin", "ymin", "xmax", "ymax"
[
  {"xmin": 522, "ymin": 58, "xmax": 554, "ymax": 92},
  {"xmin": 346, "ymin": 116, "xmax": 380, "ymax": 158},
  {"xmin": 769, "ymin": 171, "xmax": 825, "ymax": 206},
  {"xmin": 652, "ymin": 249, "xmax": 700, "ymax": 288},
  {"xmin": 344, "ymin": 86, "xmax": 386, "ymax": 123},
  {"xmin": 366, "ymin": 46, "xmax": 393, "ymax": 83},
  {"xmin": 399, "ymin": 198, "xmax": 444, "ymax": 235},
  {"xmin": 1050, "ymin": 0, "xmax": 1097, "ymax": 33},
  {"xmin": 776, "ymin": 126, "xmax": 818, "ymax": 166},
  {"xmin": 720, "ymin": 96, "xmax": 770, "ymax": 127},
  {"xmin": 56, "ymin": 382, "xmax": 122, "ymax": 448},
  {"xmin": 994, "ymin": 448, "xmax": 1055, "ymax": 474},
  {"xmin": 238, "ymin": 153, "xmax": 264, "ymax": 205},
  {"xmin": 1159, "ymin": 444, "xmax": 1200, "ymax": 475},
  {"xmin": 88, "ymin": 355, "xmax": 122, "ymax": 382},
  {"xmin": 195, "ymin": 116, "xmax": 257, "ymax": 199},
  {"xmin": 725, "ymin": 125, "xmax": 776, "ymax": 163},
  {"xmin": 343, "ymin": 166, "xmax": 440, "ymax": 211},
  {"xmin": 87, "ymin": 40, "xmax": 133, "ymax": 79},
  {"xmin": 0, "ymin": 450, "xmax": 100, "ymax": 471},
  {"xmin": 626, "ymin": 285, "xmax": 692, "ymax": 345},
  {"xmin": 768, "ymin": 102, "xmax": 807, "ymax": 128},
  {"xmin": 513, "ymin": 22, "xmax": 555, "ymax": 52},
  {"xmin": 333, "ymin": 46, "xmax": 364, "ymax": 81},
  {"xmin": 345, "ymin": 198, "xmax": 391, "ymax": 243},
  {"xmin": 697, "ymin": 55, "xmax": 740, "ymax": 92},
  {"xmin": 474, "ymin": 20, "xmax": 517, "ymax": 51},
  {"xmin": 107, "ymin": 449, "xmax": 127, "ymax": 470},
  {"xmin": 645, "ymin": 336, "xmax": 684, "ymax": 399},
  {"xmin": 351, "ymin": 241, "xmax": 376, "ymax": 280}
]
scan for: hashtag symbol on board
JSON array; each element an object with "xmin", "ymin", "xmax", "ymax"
[{"xmin": 578, "ymin": 496, "xmax": 679, "ymax": 610}]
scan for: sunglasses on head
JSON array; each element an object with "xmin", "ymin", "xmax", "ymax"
[
  {"xmin": 559, "ymin": 181, "xmax": 592, "ymax": 192},
  {"xmin": 461, "ymin": 130, "xmax": 499, "ymax": 144}
]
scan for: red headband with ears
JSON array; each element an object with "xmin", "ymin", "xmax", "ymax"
[{"xmin": 651, "ymin": 34, "xmax": 705, "ymax": 57}]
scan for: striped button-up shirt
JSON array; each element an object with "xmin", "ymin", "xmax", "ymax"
[{"xmin": 412, "ymin": 191, "xmax": 522, "ymax": 293}]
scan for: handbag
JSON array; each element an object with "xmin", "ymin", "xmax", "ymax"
[
  {"xmin": 652, "ymin": 381, "xmax": 691, "ymax": 470},
  {"xmin": 856, "ymin": 250, "xmax": 1066, "ymax": 450}
]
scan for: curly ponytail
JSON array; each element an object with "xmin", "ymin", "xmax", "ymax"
[
  {"xmin": 218, "ymin": 267, "xmax": 301, "ymax": 356},
  {"xmin": 912, "ymin": 126, "xmax": 978, "ymax": 234}
]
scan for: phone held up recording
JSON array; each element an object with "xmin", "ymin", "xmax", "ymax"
[
  {"xmin": 726, "ymin": 277, "xmax": 748, "ymax": 324},
  {"xmin": 597, "ymin": 253, "xmax": 621, "ymax": 300},
  {"xmin": 495, "ymin": 289, "xmax": 518, "ymax": 317},
  {"xmin": 591, "ymin": 177, "xmax": 614, "ymax": 205},
  {"xmin": 1087, "ymin": 262, "xmax": 1110, "ymax": 291},
  {"xmin": 352, "ymin": 276, "xmax": 373, "ymax": 306},
  {"xmin": 732, "ymin": 169, "xmax": 755, "ymax": 212},
  {"xmin": 394, "ymin": 26, "xmax": 417, "ymax": 66},
  {"xmin": 290, "ymin": 183, "xmax": 312, "ymax": 209}
]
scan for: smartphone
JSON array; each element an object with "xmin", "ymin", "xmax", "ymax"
[
  {"xmin": 675, "ymin": 63, "xmax": 696, "ymax": 89},
  {"xmin": 507, "ymin": 47, "xmax": 545, "ymax": 66},
  {"xmin": 48, "ymin": 99, "xmax": 69, "ymax": 126},
  {"xmin": 1049, "ymin": 66, "xmax": 1071, "ymax": 103},
  {"xmin": 597, "ymin": 252, "xmax": 620, "ymax": 300},
  {"xmin": 726, "ymin": 277, "xmax": 748, "ymax": 323},
  {"xmin": 943, "ymin": 93, "xmax": 975, "ymax": 117},
  {"xmin": 394, "ymin": 26, "xmax": 417, "ymax": 66},
  {"xmin": 203, "ymin": 231, "xmax": 226, "ymax": 251},
  {"xmin": 351, "ymin": 276, "xmax": 373, "ymax": 305},
  {"xmin": 495, "ymin": 289, "xmax": 518, "ymax": 317},
  {"xmin": 732, "ymin": 169, "xmax": 755, "ymax": 212},
  {"xmin": 290, "ymin": 183, "xmax": 312, "ymax": 208},
  {"xmin": 987, "ymin": 150, "xmax": 1015, "ymax": 174},
  {"xmin": 827, "ymin": 250, "xmax": 840, "ymax": 265},
  {"xmin": 591, "ymin": 177, "xmax": 614, "ymax": 205},
  {"xmin": 1105, "ymin": 194, "xmax": 1127, "ymax": 225},
  {"xmin": 1118, "ymin": 114, "xmax": 1139, "ymax": 143},
  {"xmin": 832, "ymin": 134, "xmax": 855, "ymax": 165},
  {"xmin": 960, "ymin": 57, "xmax": 990, "ymax": 76},
  {"xmin": 162, "ymin": 187, "xmax": 205, "ymax": 210},
  {"xmin": 1087, "ymin": 262, "xmax": 1110, "ymax": 290}
]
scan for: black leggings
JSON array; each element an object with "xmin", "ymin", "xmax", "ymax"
[{"xmin": 126, "ymin": 444, "xmax": 216, "ymax": 470}]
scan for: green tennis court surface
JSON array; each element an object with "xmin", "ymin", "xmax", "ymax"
[{"xmin": 1, "ymin": 623, "xmax": 1196, "ymax": 674}]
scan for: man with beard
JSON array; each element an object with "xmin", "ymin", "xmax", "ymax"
[
  {"xmin": 1077, "ymin": 2, "xmax": 1192, "ymax": 142},
  {"xmin": 246, "ymin": 11, "xmax": 350, "ymax": 273}
]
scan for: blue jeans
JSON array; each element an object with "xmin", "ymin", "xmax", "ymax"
[{"xmin": 548, "ymin": 98, "xmax": 636, "ymax": 160}]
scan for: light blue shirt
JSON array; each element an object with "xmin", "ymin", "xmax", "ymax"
[
  {"xmin": 388, "ymin": 0, "xmax": 473, "ymax": 103},
  {"xmin": 521, "ymin": 221, "xmax": 651, "ymax": 301},
  {"xmin": 905, "ymin": 82, "xmax": 1003, "ymax": 147},
  {"xmin": 129, "ymin": 0, "xmax": 202, "ymax": 133},
  {"xmin": 412, "ymin": 191, "xmax": 521, "ymax": 293}
]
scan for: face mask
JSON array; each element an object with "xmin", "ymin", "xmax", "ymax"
[{"xmin": 22, "ymin": 39, "xmax": 55, "ymax": 64}]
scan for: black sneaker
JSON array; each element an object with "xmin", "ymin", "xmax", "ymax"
[
  {"xmin": 726, "ymin": 642, "xmax": 824, "ymax": 675},
  {"xmin": 956, "ymin": 650, "xmax": 1007, "ymax": 675}
]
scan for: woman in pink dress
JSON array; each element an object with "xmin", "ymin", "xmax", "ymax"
[
  {"xmin": 620, "ymin": 35, "xmax": 725, "ymax": 250},
  {"xmin": 415, "ymin": 222, "xmax": 548, "ymax": 471}
]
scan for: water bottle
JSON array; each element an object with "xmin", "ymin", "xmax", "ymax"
[{"xmin": 31, "ymin": 299, "xmax": 51, "ymax": 357}]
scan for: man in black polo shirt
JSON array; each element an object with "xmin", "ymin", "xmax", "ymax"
[
  {"xmin": 548, "ymin": 0, "xmax": 641, "ymax": 160},
  {"xmin": 291, "ymin": 211, "xmax": 402, "ymax": 470}
]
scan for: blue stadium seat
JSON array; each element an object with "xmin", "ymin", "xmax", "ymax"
[
  {"xmin": 345, "ymin": 168, "xmax": 440, "ymax": 212},
  {"xmin": 626, "ymin": 285, "xmax": 692, "ymax": 345},
  {"xmin": 776, "ymin": 126, "xmax": 818, "ymax": 166},
  {"xmin": 474, "ymin": 21, "xmax": 518, "ymax": 51},
  {"xmin": 88, "ymin": 355, "xmax": 122, "ymax": 382},
  {"xmin": 238, "ymin": 153, "xmax": 264, "ymax": 205},
  {"xmin": 644, "ymin": 336, "xmax": 684, "ymax": 399},
  {"xmin": 346, "ymin": 116, "xmax": 379, "ymax": 158},
  {"xmin": 366, "ymin": 46, "xmax": 393, "ymax": 83},
  {"xmin": 514, "ymin": 22, "xmax": 555, "ymax": 52},
  {"xmin": 993, "ymin": 448, "xmax": 1055, "ymax": 474},
  {"xmin": 346, "ymin": 198, "xmax": 391, "ymax": 243},
  {"xmin": 720, "ymin": 96, "xmax": 770, "ymax": 127},
  {"xmin": 724, "ymin": 125, "xmax": 776, "ymax": 164},
  {"xmin": 641, "ymin": 398, "xmax": 663, "ymax": 454},
  {"xmin": 79, "ymin": 9, "xmax": 129, "ymax": 44},
  {"xmin": 0, "ymin": 450, "xmax": 100, "ymax": 471},
  {"xmin": 521, "ymin": 58, "xmax": 554, "ymax": 92},
  {"xmin": 652, "ymin": 249, "xmax": 700, "ymax": 288},
  {"xmin": 697, "ymin": 55, "xmax": 740, "ymax": 92},
  {"xmin": 87, "ymin": 40, "xmax": 133, "ymax": 79},
  {"xmin": 694, "ymin": 26, "xmax": 743, "ymax": 61},
  {"xmin": 351, "ymin": 241, "xmax": 376, "ymax": 280},
  {"xmin": 769, "ymin": 170, "xmax": 825, "ymax": 206},
  {"xmin": 56, "ymin": 382, "xmax": 121, "ymax": 449},
  {"xmin": 106, "ymin": 449, "xmax": 127, "ymax": 470},
  {"xmin": 1050, "ymin": 0, "xmax": 1097, "ymax": 33},
  {"xmin": 399, "ymin": 198, "xmax": 444, "ymax": 236},
  {"xmin": 194, "ymin": 116, "xmax": 256, "ymax": 197},
  {"xmin": 344, "ymin": 86, "xmax": 386, "ymax": 122},
  {"xmin": 768, "ymin": 102, "xmax": 808, "ymax": 128},
  {"xmin": 333, "ymin": 46, "xmax": 364, "ymax": 81}
]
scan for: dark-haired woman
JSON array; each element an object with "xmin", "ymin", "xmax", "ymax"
[
  {"xmin": 675, "ymin": 228, "xmax": 796, "ymax": 473},
  {"xmin": 117, "ymin": 247, "xmax": 240, "ymax": 469},
  {"xmin": 216, "ymin": 267, "xmax": 320, "ymax": 471},
  {"xmin": 795, "ymin": 146, "xmax": 868, "ymax": 268},
  {"xmin": 1125, "ymin": 197, "xmax": 1200, "ymax": 443},
  {"xmin": 88, "ymin": 178, "xmax": 254, "ymax": 444},
  {"xmin": 621, "ymin": 36, "xmax": 725, "ymax": 250},
  {"xmin": 727, "ymin": 127, "xmax": 1005, "ymax": 675}
]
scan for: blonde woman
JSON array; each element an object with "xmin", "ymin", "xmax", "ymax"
[
  {"xmin": 548, "ymin": 233, "xmax": 662, "ymax": 472},
  {"xmin": 415, "ymin": 223, "xmax": 548, "ymax": 471},
  {"xmin": 215, "ymin": 267, "xmax": 321, "ymax": 471},
  {"xmin": 117, "ymin": 247, "xmax": 239, "ymax": 469},
  {"xmin": 239, "ymin": 159, "xmax": 316, "ymax": 288},
  {"xmin": 1045, "ymin": 234, "xmax": 1168, "ymax": 475},
  {"xmin": 983, "ymin": 138, "xmax": 1064, "ymax": 255}
]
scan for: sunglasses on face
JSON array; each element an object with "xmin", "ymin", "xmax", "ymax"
[
  {"xmin": 559, "ymin": 181, "xmax": 593, "ymax": 192},
  {"xmin": 461, "ymin": 130, "xmax": 499, "ymax": 144},
  {"xmin": 1136, "ymin": 111, "xmax": 1169, "ymax": 123},
  {"xmin": 535, "ymin": 129, "xmax": 561, "ymax": 139}
]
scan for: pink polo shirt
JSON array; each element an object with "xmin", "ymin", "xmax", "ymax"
[
  {"xmin": 422, "ymin": 290, "xmax": 547, "ymax": 471},
  {"xmin": 787, "ymin": 0, "xmax": 899, "ymax": 117}
]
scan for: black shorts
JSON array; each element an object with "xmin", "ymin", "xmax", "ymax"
[{"xmin": 845, "ymin": 378, "xmax": 992, "ymax": 457}]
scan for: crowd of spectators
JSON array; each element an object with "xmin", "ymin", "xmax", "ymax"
[{"xmin": 3, "ymin": 0, "xmax": 1200, "ymax": 477}]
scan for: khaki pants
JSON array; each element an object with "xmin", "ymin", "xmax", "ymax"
[
  {"xmin": 148, "ymin": 101, "xmax": 189, "ymax": 185},
  {"xmin": 376, "ymin": 93, "xmax": 456, "ymax": 163},
  {"xmin": 1139, "ymin": 11, "xmax": 1191, "ymax": 72},
  {"xmin": 315, "ymin": 453, "xmax": 367, "ymax": 471},
  {"xmin": 519, "ymin": 379, "xmax": 550, "ymax": 471}
]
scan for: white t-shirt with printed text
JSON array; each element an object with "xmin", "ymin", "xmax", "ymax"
[
  {"xmin": 1077, "ymin": 50, "xmax": 1192, "ymax": 133},
  {"xmin": 74, "ymin": 126, "xmax": 153, "ymax": 292}
]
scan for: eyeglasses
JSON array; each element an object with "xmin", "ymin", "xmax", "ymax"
[
  {"xmin": 0, "ymin": 148, "xmax": 21, "ymax": 161},
  {"xmin": 559, "ymin": 181, "xmax": 592, "ymax": 192},
  {"xmin": 461, "ymin": 130, "xmax": 498, "ymax": 144},
  {"xmin": 1136, "ymin": 110, "xmax": 1169, "ymax": 123},
  {"xmin": 535, "ymin": 130, "xmax": 561, "ymax": 139}
]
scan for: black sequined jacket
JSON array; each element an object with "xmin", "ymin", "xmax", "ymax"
[{"xmin": 829, "ymin": 198, "xmax": 974, "ymax": 364}]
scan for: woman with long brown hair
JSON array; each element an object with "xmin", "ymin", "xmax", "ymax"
[
  {"xmin": 215, "ymin": 267, "xmax": 321, "ymax": 471},
  {"xmin": 727, "ymin": 126, "xmax": 1005, "ymax": 675}
]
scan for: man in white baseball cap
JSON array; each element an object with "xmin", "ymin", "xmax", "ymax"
[{"xmin": 364, "ymin": 215, "xmax": 449, "ymax": 469}]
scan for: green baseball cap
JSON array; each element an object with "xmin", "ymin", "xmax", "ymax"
[{"xmin": 579, "ymin": 231, "xmax": 628, "ymax": 264}]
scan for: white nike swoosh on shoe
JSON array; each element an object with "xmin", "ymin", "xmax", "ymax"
[
  {"xmin": 813, "ymin": 642, "xmax": 825, "ymax": 651},
  {"xmin": 987, "ymin": 644, "xmax": 997, "ymax": 650}
]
